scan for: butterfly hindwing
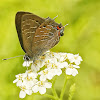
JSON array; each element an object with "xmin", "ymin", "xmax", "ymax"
[{"xmin": 32, "ymin": 18, "xmax": 60, "ymax": 58}]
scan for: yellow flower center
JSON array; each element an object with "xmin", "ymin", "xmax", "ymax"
[
  {"xmin": 38, "ymin": 81, "xmax": 44, "ymax": 86},
  {"xmin": 74, "ymin": 56, "xmax": 78, "ymax": 60},
  {"xmin": 21, "ymin": 86, "xmax": 26, "ymax": 91},
  {"xmin": 52, "ymin": 64, "xmax": 57, "ymax": 69},
  {"xmin": 69, "ymin": 64, "xmax": 73, "ymax": 68},
  {"xmin": 18, "ymin": 75, "xmax": 22, "ymax": 80},
  {"xmin": 43, "ymin": 70, "xmax": 48, "ymax": 75}
]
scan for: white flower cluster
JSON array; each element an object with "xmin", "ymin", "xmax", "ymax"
[{"xmin": 13, "ymin": 51, "xmax": 82, "ymax": 98}]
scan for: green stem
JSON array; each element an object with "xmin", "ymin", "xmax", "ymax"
[
  {"xmin": 52, "ymin": 76, "xmax": 59, "ymax": 99},
  {"xmin": 60, "ymin": 74, "xmax": 67, "ymax": 100}
]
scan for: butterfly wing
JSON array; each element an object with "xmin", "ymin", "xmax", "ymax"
[
  {"xmin": 15, "ymin": 12, "xmax": 31, "ymax": 52},
  {"xmin": 15, "ymin": 12, "xmax": 45, "ymax": 58},
  {"xmin": 32, "ymin": 18, "xmax": 61, "ymax": 59}
]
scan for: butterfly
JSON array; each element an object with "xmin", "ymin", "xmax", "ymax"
[{"xmin": 15, "ymin": 11, "xmax": 65, "ymax": 62}]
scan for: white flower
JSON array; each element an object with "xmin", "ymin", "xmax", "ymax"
[
  {"xmin": 38, "ymin": 68, "xmax": 54, "ymax": 81},
  {"xmin": 67, "ymin": 53, "xmax": 75, "ymax": 63},
  {"xmin": 23, "ymin": 61, "xmax": 33, "ymax": 67},
  {"xmin": 25, "ymin": 70, "xmax": 38, "ymax": 79},
  {"xmin": 53, "ymin": 52, "xmax": 67, "ymax": 62},
  {"xmin": 13, "ymin": 51, "xmax": 83, "ymax": 98},
  {"xmin": 73, "ymin": 54, "xmax": 83, "ymax": 65},
  {"xmin": 22, "ymin": 78, "xmax": 38, "ymax": 89},
  {"xmin": 13, "ymin": 70, "xmax": 38, "ymax": 86},
  {"xmin": 46, "ymin": 58, "xmax": 68, "ymax": 77},
  {"xmin": 13, "ymin": 74, "xmax": 23, "ymax": 86},
  {"xmin": 46, "ymin": 64, "xmax": 62, "ymax": 77},
  {"xmin": 32, "ymin": 81, "xmax": 52, "ymax": 94},
  {"xmin": 58, "ymin": 62, "xmax": 68, "ymax": 68},
  {"xmin": 22, "ymin": 71, "xmax": 38, "ymax": 89},
  {"xmin": 31, "ymin": 60, "xmax": 45, "ymax": 72},
  {"xmin": 13, "ymin": 70, "xmax": 38, "ymax": 98},
  {"xmin": 65, "ymin": 64, "xmax": 80, "ymax": 76},
  {"xmin": 19, "ymin": 82, "xmax": 33, "ymax": 98},
  {"xmin": 67, "ymin": 53, "xmax": 82, "ymax": 65}
]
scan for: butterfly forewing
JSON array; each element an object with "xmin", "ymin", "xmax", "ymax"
[
  {"xmin": 15, "ymin": 12, "xmax": 45, "ymax": 58},
  {"xmin": 15, "ymin": 12, "xmax": 32, "ymax": 52}
]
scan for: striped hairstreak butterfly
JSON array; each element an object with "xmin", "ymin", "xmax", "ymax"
[{"xmin": 15, "ymin": 11, "xmax": 66, "ymax": 62}]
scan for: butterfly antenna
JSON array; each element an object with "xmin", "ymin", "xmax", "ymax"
[
  {"xmin": 64, "ymin": 24, "xmax": 68, "ymax": 27},
  {"xmin": 2, "ymin": 55, "xmax": 24, "ymax": 60},
  {"xmin": 53, "ymin": 15, "xmax": 58, "ymax": 20}
]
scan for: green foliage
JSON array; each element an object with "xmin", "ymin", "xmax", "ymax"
[
  {"xmin": 68, "ymin": 83, "xmax": 76, "ymax": 100},
  {"xmin": 0, "ymin": 0, "xmax": 100, "ymax": 100}
]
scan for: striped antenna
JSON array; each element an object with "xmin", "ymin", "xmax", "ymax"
[
  {"xmin": 2, "ymin": 55, "xmax": 24, "ymax": 60},
  {"xmin": 53, "ymin": 15, "xmax": 58, "ymax": 20},
  {"xmin": 64, "ymin": 24, "xmax": 68, "ymax": 27}
]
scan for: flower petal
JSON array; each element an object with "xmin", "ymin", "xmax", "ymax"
[
  {"xmin": 44, "ymin": 82, "xmax": 52, "ymax": 88},
  {"xmin": 73, "ymin": 65, "xmax": 80, "ymax": 68},
  {"xmin": 58, "ymin": 62, "xmax": 68, "ymax": 68},
  {"xmin": 56, "ymin": 69, "xmax": 62, "ymax": 76},
  {"xmin": 25, "ymin": 89, "xmax": 32, "ymax": 95},
  {"xmin": 32, "ymin": 85, "xmax": 39, "ymax": 93},
  {"xmin": 40, "ymin": 75, "xmax": 46, "ymax": 81},
  {"xmin": 16, "ymin": 80, "xmax": 22, "ymax": 86},
  {"xmin": 39, "ymin": 87, "xmax": 46, "ymax": 94},
  {"xmin": 23, "ymin": 61, "xmax": 32, "ymax": 67},
  {"xmin": 72, "ymin": 68, "xmax": 78, "ymax": 76},
  {"xmin": 19, "ymin": 90, "xmax": 26, "ymax": 98},
  {"xmin": 13, "ymin": 79, "xmax": 18, "ymax": 83},
  {"xmin": 66, "ymin": 68, "xmax": 73, "ymax": 75},
  {"xmin": 46, "ymin": 72, "xmax": 54, "ymax": 80},
  {"xmin": 31, "ymin": 63, "xmax": 40, "ymax": 72}
]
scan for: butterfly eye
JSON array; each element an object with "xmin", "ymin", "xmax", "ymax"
[{"xmin": 59, "ymin": 26, "xmax": 61, "ymax": 28}]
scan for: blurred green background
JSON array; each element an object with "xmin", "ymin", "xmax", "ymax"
[{"xmin": 0, "ymin": 0, "xmax": 100, "ymax": 100}]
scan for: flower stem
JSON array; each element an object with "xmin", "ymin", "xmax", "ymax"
[
  {"xmin": 60, "ymin": 74, "xmax": 67, "ymax": 100},
  {"xmin": 52, "ymin": 76, "xmax": 59, "ymax": 99}
]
